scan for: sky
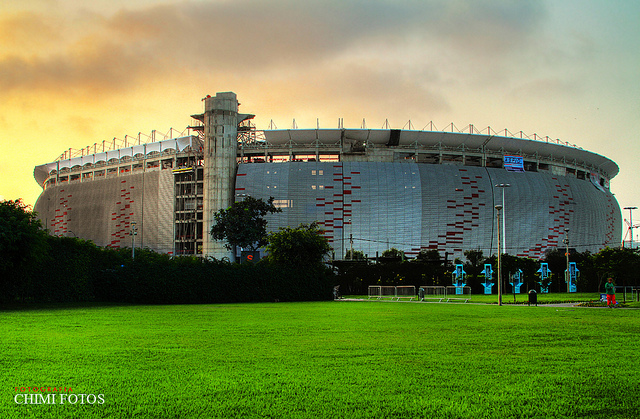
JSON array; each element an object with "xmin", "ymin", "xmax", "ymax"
[{"xmin": 1, "ymin": 0, "xmax": 638, "ymax": 236}]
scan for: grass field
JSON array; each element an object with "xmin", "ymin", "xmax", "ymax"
[
  {"xmin": 349, "ymin": 292, "xmax": 640, "ymax": 308},
  {"xmin": 2, "ymin": 300, "xmax": 639, "ymax": 418}
]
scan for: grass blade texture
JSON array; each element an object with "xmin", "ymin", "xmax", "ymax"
[{"xmin": 2, "ymin": 301, "xmax": 639, "ymax": 418}]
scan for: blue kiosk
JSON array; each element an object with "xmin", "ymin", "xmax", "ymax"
[
  {"xmin": 537, "ymin": 263, "xmax": 551, "ymax": 293},
  {"xmin": 481, "ymin": 264, "xmax": 493, "ymax": 295},
  {"xmin": 566, "ymin": 262, "xmax": 579, "ymax": 293},
  {"xmin": 509, "ymin": 269, "xmax": 523, "ymax": 294},
  {"xmin": 452, "ymin": 264, "xmax": 466, "ymax": 295}
]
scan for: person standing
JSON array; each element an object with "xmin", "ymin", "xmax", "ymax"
[{"xmin": 605, "ymin": 278, "xmax": 617, "ymax": 307}]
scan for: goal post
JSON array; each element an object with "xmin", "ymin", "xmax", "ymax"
[
  {"xmin": 445, "ymin": 286, "xmax": 471, "ymax": 302},
  {"xmin": 368, "ymin": 285, "xmax": 396, "ymax": 300},
  {"xmin": 419, "ymin": 286, "xmax": 446, "ymax": 301},
  {"xmin": 395, "ymin": 286, "xmax": 416, "ymax": 301}
]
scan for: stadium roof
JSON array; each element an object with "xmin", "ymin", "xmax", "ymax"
[
  {"xmin": 34, "ymin": 136, "xmax": 202, "ymax": 186},
  {"xmin": 263, "ymin": 129, "xmax": 619, "ymax": 178}
]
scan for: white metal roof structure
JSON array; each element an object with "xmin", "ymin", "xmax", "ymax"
[{"xmin": 34, "ymin": 136, "xmax": 202, "ymax": 187}]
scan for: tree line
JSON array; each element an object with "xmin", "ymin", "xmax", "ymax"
[
  {"xmin": 0, "ymin": 199, "xmax": 332, "ymax": 304},
  {"xmin": 334, "ymin": 246, "xmax": 640, "ymax": 295},
  {"xmin": 2, "ymin": 197, "xmax": 638, "ymax": 304}
]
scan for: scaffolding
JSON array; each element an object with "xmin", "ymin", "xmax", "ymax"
[{"xmin": 173, "ymin": 150, "xmax": 204, "ymax": 256}]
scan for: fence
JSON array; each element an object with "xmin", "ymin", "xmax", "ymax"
[
  {"xmin": 368, "ymin": 285, "xmax": 416, "ymax": 300},
  {"xmin": 418, "ymin": 286, "xmax": 471, "ymax": 302},
  {"xmin": 617, "ymin": 286, "xmax": 640, "ymax": 302},
  {"xmin": 368, "ymin": 286, "xmax": 397, "ymax": 300},
  {"xmin": 367, "ymin": 285, "xmax": 471, "ymax": 302},
  {"xmin": 419, "ymin": 286, "xmax": 446, "ymax": 301},
  {"xmin": 444, "ymin": 286, "xmax": 472, "ymax": 302},
  {"xmin": 395, "ymin": 286, "xmax": 416, "ymax": 301},
  {"xmin": 368, "ymin": 285, "xmax": 416, "ymax": 301}
]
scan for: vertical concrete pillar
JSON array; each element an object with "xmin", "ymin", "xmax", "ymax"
[{"xmin": 202, "ymin": 92, "xmax": 239, "ymax": 260}]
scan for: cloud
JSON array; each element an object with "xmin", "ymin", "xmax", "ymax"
[
  {"xmin": 0, "ymin": 12, "xmax": 62, "ymax": 56},
  {"xmin": 0, "ymin": 0, "xmax": 547, "ymax": 100}
]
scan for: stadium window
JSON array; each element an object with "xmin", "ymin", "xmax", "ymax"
[{"xmin": 273, "ymin": 199, "xmax": 293, "ymax": 208}]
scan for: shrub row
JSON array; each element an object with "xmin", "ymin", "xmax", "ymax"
[
  {"xmin": 94, "ymin": 256, "xmax": 334, "ymax": 304},
  {"xmin": 9, "ymin": 236, "xmax": 333, "ymax": 304}
]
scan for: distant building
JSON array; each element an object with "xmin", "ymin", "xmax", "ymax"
[{"xmin": 34, "ymin": 92, "xmax": 621, "ymax": 260}]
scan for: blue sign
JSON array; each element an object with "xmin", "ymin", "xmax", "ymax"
[
  {"xmin": 537, "ymin": 263, "xmax": 551, "ymax": 293},
  {"xmin": 452, "ymin": 264, "xmax": 466, "ymax": 294},
  {"xmin": 504, "ymin": 155, "xmax": 524, "ymax": 172},
  {"xmin": 565, "ymin": 262, "xmax": 579, "ymax": 293},
  {"xmin": 481, "ymin": 263, "xmax": 493, "ymax": 294},
  {"xmin": 509, "ymin": 269, "xmax": 523, "ymax": 294}
]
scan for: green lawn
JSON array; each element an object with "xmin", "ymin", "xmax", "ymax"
[
  {"xmin": 2, "ymin": 301, "xmax": 639, "ymax": 418},
  {"xmin": 349, "ymin": 292, "xmax": 640, "ymax": 308}
]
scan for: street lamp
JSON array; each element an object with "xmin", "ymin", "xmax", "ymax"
[
  {"xmin": 495, "ymin": 183, "xmax": 511, "ymax": 254},
  {"xmin": 563, "ymin": 228, "xmax": 570, "ymax": 293},
  {"xmin": 349, "ymin": 219, "xmax": 354, "ymax": 260},
  {"xmin": 495, "ymin": 204, "xmax": 503, "ymax": 306},
  {"xmin": 623, "ymin": 206, "xmax": 637, "ymax": 248},
  {"xmin": 130, "ymin": 221, "xmax": 138, "ymax": 259}
]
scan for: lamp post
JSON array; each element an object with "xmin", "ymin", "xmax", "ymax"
[
  {"xmin": 495, "ymin": 204, "xmax": 503, "ymax": 306},
  {"xmin": 624, "ymin": 207, "xmax": 637, "ymax": 248},
  {"xmin": 130, "ymin": 221, "xmax": 138, "ymax": 259},
  {"xmin": 495, "ymin": 184, "xmax": 510, "ymax": 254},
  {"xmin": 563, "ymin": 228, "xmax": 570, "ymax": 293}
]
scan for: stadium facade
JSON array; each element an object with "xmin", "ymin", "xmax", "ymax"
[{"xmin": 33, "ymin": 92, "xmax": 621, "ymax": 261}]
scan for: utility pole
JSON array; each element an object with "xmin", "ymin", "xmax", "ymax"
[
  {"xmin": 495, "ymin": 205, "xmax": 503, "ymax": 306},
  {"xmin": 495, "ymin": 184, "xmax": 511, "ymax": 254},
  {"xmin": 563, "ymin": 228, "xmax": 570, "ymax": 293},
  {"xmin": 131, "ymin": 221, "xmax": 138, "ymax": 259}
]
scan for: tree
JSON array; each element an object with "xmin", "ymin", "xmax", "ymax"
[
  {"xmin": 415, "ymin": 249, "xmax": 442, "ymax": 263},
  {"xmin": 345, "ymin": 249, "xmax": 366, "ymax": 260},
  {"xmin": 464, "ymin": 249, "xmax": 485, "ymax": 292},
  {"xmin": 265, "ymin": 222, "xmax": 332, "ymax": 267},
  {"xmin": 381, "ymin": 247, "xmax": 404, "ymax": 262},
  {"xmin": 591, "ymin": 247, "xmax": 640, "ymax": 290},
  {"xmin": 210, "ymin": 196, "xmax": 281, "ymax": 251},
  {"xmin": 413, "ymin": 249, "xmax": 447, "ymax": 286},
  {"xmin": 0, "ymin": 199, "xmax": 48, "ymax": 303}
]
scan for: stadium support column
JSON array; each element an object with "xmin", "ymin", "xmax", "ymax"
[{"xmin": 202, "ymin": 92, "xmax": 239, "ymax": 260}]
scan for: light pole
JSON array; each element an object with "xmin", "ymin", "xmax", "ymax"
[
  {"xmin": 348, "ymin": 218, "xmax": 353, "ymax": 260},
  {"xmin": 623, "ymin": 207, "xmax": 637, "ymax": 248},
  {"xmin": 495, "ymin": 204, "xmax": 503, "ymax": 306},
  {"xmin": 130, "ymin": 221, "xmax": 138, "ymax": 259},
  {"xmin": 563, "ymin": 228, "xmax": 570, "ymax": 293},
  {"xmin": 495, "ymin": 183, "xmax": 510, "ymax": 254}
]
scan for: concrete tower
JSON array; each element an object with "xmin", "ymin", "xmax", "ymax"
[{"xmin": 202, "ymin": 92, "xmax": 239, "ymax": 259}]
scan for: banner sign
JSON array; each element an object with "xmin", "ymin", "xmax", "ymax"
[
  {"xmin": 504, "ymin": 155, "xmax": 524, "ymax": 172},
  {"xmin": 452, "ymin": 264, "xmax": 466, "ymax": 294},
  {"xmin": 565, "ymin": 262, "xmax": 579, "ymax": 293},
  {"xmin": 536, "ymin": 263, "xmax": 551, "ymax": 293},
  {"xmin": 509, "ymin": 269, "xmax": 523, "ymax": 294},
  {"xmin": 241, "ymin": 251, "xmax": 260, "ymax": 264},
  {"xmin": 481, "ymin": 264, "xmax": 493, "ymax": 295}
]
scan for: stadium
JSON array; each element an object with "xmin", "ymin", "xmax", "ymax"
[{"xmin": 33, "ymin": 92, "xmax": 621, "ymax": 261}]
